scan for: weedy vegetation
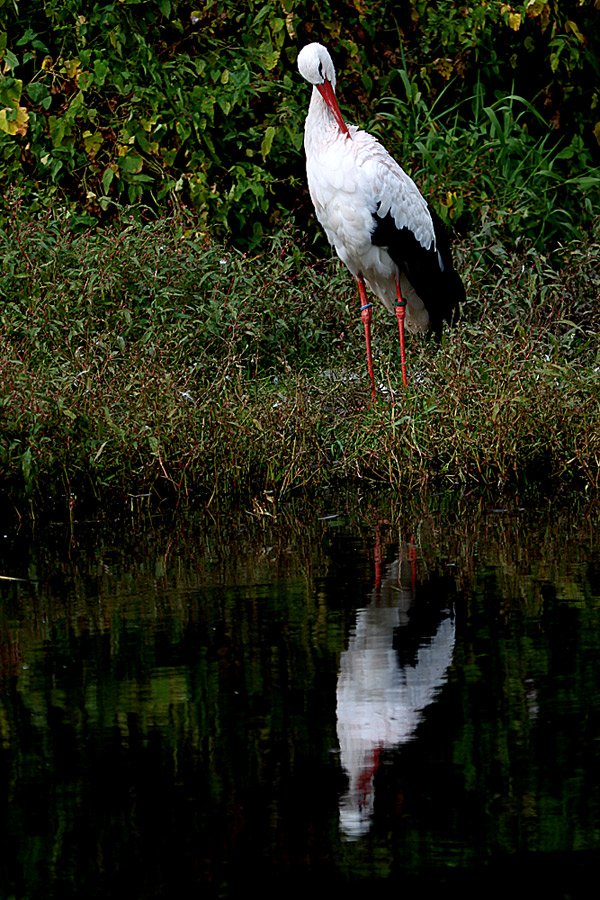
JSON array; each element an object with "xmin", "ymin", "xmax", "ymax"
[{"xmin": 1, "ymin": 195, "xmax": 599, "ymax": 510}]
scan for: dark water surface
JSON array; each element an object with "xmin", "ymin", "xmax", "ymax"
[{"xmin": 1, "ymin": 493, "xmax": 599, "ymax": 899}]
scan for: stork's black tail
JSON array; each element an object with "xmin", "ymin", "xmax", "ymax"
[{"xmin": 372, "ymin": 207, "xmax": 465, "ymax": 338}]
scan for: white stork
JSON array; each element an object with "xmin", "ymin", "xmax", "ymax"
[{"xmin": 297, "ymin": 42, "xmax": 465, "ymax": 396}]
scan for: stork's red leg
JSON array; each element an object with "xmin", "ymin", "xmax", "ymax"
[
  {"xmin": 357, "ymin": 273, "xmax": 376, "ymax": 400},
  {"xmin": 394, "ymin": 274, "xmax": 408, "ymax": 388}
]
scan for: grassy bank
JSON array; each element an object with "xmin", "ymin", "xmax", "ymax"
[{"xmin": 1, "ymin": 200, "xmax": 599, "ymax": 511}]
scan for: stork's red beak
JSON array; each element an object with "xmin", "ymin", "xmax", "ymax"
[{"xmin": 317, "ymin": 79, "xmax": 350, "ymax": 137}]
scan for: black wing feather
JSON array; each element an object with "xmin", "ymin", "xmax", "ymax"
[{"xmin": 371, "ymin": 206, "xmax": 464, "ymax": 336}]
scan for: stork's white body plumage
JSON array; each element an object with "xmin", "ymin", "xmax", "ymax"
[{"xmin": 297, "ymin": 43, "xmax": 464, "ymax": 392}]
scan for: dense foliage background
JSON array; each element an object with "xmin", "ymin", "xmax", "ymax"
[{"xmin": 1, "ymin": 0, "xmax": 599, "ymax": 245}]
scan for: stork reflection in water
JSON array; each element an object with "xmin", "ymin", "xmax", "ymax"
[{"xmin": 336, "ymin": 538, "xmax": 455, "ymax": 839}]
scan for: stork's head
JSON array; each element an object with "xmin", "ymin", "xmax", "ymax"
[
  {"xmin": 297, "ymin": 43, "xmax": 349, "ymax": 136},
  {"xmin": 297, "ymin": 43, "xmax": 337, "ymax": 91}
]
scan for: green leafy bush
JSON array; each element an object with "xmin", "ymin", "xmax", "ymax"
[{"xmin": 0, "ymin": 1, "xmax": 598, "ymax": 245}]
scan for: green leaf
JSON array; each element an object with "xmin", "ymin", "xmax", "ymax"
[
  {"xmin": 261, "ymin": 125, "xmax": 276, "ymax": 161},
  {"xmin": 83, "ymin": 130, "xmax": 103, "ymax": 157},
  {"xmin": 93, "ymin": 58, "xmax": 110, "ymax": 87},
  {"xmin": 102, "ymin": 166, "xmax": 115, "ymax": 194},
  {"xmin": 27, "ymin": 82, "xmax": 47, "ymax": 104},
  {"xmin": 118, "ymin": 153, "xmax": 143, "ymax": 174},
  {"xmin": 21, "ymin": 447, "xmax": 32, "ymax": 485},
  {"xmin": 49, "ymin": 115, "xmax": 69, "ymax": 148},
  {"xmin": 2, "ymin": 48, "xmax": 19, "ymax": 71},
  {"xmin": 484, "ymin": 107, "xmax": 506, "ymax": 147},
  {"xmin": 0, "ymin": 76, "xmax": 23, "ymax": 107}
]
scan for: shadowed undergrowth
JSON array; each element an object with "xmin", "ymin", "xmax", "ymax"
[{"xmin": 1, "ymin": 203, "xmax": 599, "ymax": 512}]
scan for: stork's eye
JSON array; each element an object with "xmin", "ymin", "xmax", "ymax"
[{"xmin": 318, "ymin": 61, "xmax": 324, "ymax": 79}]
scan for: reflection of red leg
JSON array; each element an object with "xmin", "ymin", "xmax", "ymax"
[
  {"xmin": 374, "ymin": 531, "xmax": 382, "ymax": 593},
  {"xmin": 357, "ymin": 745, "xmax": 382, "ymax": 811},
  {"xmin": 357, "ymin": 273, "xmax": 376, "ymax": 400},
  {"xmin": 409, "ymin": 535, "xmax": 417, "ymax": 593},
  {"xmin": 394, "ymin": 274, "xmax": 408, "ymax": 388}
]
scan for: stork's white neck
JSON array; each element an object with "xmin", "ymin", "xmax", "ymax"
[
  {"xmin": 308, "ymin": 86, "xmax": 336, "ymax": 130},
  {"xmin": 305, "ymin": 84, "xmax": 351, "ymax": 152}
]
